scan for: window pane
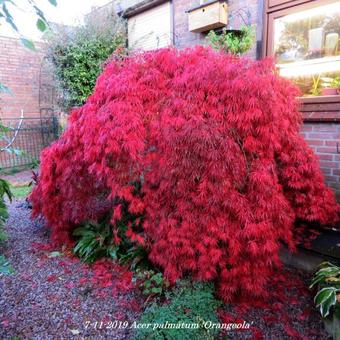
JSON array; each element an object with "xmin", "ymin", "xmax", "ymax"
[{"xmin": 274, "ymin": 2, "xmax": 340, "ymax": 96}]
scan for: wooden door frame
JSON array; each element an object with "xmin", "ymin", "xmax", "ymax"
[{"xmin": 262, "ymin": 0, "xmax": 340, "ymax": 57}]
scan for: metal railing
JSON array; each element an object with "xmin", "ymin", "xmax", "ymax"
[{"xmin": 0, "ymin": 116, "xmax": 59, "ymax": 170}]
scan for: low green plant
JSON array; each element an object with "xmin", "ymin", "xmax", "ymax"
[
  {"xmin": 135, "ymin": 269, "xmax": 169, "ymax": 296},
  {"xmin": 73, "ymin": 196, "xmax": 147, "ymax": 266},
  {"xmin": 136, "ymin": 281, "xmax": 222, "ymax": 340},
  {"xmin": 206, "ymin": 25, "xmax": 255, "ymax": 55},
  {"xmin": 0, "ymin": 179, "xmax": 12, "ymax": 242},
  {"xmin": 0, "ymin": 255, "xmax": 14, "ymax": 275},
  {"xmin": 10, "ymin": 185, "xmax": 32, "ymax": 199},
  {"xmin": 0, "ymin": 178, "xmax": 13, "ymax": 275},
  {"xmin": 310, "ymin": 262, "xmax": 340, "ymax": 318},
  {"xmin": 73, "ymin": 218, "xmax": 118, "ymax": 263},
  {"xmin": 331, "ymin": 77, "xmax": 340, "ymax": 89}
]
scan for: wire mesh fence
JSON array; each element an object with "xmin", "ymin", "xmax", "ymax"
[{"xmin": 0, "ymin": 116, "xmax": 59, "ymax": 170}]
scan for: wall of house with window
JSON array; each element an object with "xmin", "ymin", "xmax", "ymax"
[
  {"xmin": 263, "ymin": 0, "xmax": 340, "ymax": 196},
  {"xmin": 119, "ymin": 0, "xmax": 340, "ymax": 197}
]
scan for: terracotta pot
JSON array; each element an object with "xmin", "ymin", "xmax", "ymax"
[{"xmin": 321, "ymin": 88, "xmax": 339, "ymax": 96}]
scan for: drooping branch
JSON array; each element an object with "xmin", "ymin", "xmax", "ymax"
[{"xmin": 0, "ymin": 109, "xmax": 24, "ymax": 153}]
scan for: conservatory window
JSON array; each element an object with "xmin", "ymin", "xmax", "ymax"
[{"xmin": 272, "ymin": 1, "xmax": 340, "ymax": 96}]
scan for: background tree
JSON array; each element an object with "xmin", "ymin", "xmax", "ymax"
[{"xmin": 45, "ymin": 5, "xmax": 126, "ymax": 111}]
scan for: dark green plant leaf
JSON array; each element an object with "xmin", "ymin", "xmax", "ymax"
[
  {"xmin": 36, "ymin": 18, "xmax": 47, "ymax": 32},
  {"xmin": 315, "ymin": 287, "xmax": 337, "ymax": 306},
  {"xmin": 320, "ymin": 291, "xmax": 337, "ymax": 318},
  {"xmin": 150, "ymin": 287, "xmax": 162, "ymax": 294},
  {"xmin": 0, "ymin": 255, "xmax": 14, "ymax": 275},
  {"xmin": 20, "ymin": 38, "xmax": 36, "ymax": 51}
]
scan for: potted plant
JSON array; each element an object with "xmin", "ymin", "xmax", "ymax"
[
  {"xmin": 310, "ymin": 262, "xmax": 340, "ymax": 339},
  {"xmin": 321, "ymin": 77, "xmax": 340, "ymax": 95},
  {"xmin": 206, "ymin": 25, "xmax": 255, "ymax": 55}
]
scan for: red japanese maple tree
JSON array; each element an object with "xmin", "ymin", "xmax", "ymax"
[{"xmin": 30, "ymin": 47, "xmax": 339, "ymax": 301}]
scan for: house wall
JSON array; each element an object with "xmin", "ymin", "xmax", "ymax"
[
  {"xmin": 0, "ymin": 36, "xmax": 52, "ymax": 119},
  {"xmin": 173, "ymin": 0, "xmax": 262, "ymax": 58},
  {"xmin": 301, "ymin": 122, "xmax": 340, "ymax": 198}
]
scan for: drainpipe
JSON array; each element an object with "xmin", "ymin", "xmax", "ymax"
[
  {"xmin": 171, "ymin": 0, "xmax": 175, "ymax": 47},
  {"xmin": 256, "ymin": 0, "xmax": 265, "ymax": 60}
]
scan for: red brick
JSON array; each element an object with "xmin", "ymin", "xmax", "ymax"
[
  {"xmin": 325, "ymin": 140, "xmax": 340, "ymax": 146},
  {"xmin": 300, "ymin": 124, "xmax": 313, "ymax": 132},
  {"xmin": 319, "ymin": 161, "xmax": 339, "ymax": 168},
  {"xmin": 316, "ymin": 147, "xmax": 337, "ymax": 154},
  {"xmin": 306, "ymin": 139, "xmax": 324, "ymax": 146},
  {"xmin": 309, "ymin": 133, "xmax": 333, "ymax": 139},
  {"xmin": 312, "ymin": 125, "xmax": 338, "ymax": 132},
  {"xmin": 321, "ymin": 168, "xmax": 332, "ymax": 175},
  {"xmin": 317, "ymin": 154, "xmax": 334, "ymax": 161}
]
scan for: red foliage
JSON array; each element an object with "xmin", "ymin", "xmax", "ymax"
[{"xmin": 30, "ymin": 47, "xmax": 339, "ymax": 301}]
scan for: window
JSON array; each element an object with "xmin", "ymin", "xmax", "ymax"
[{"xmin": 265, "ymin": 0, "xmax": 340, "ymax": 96}]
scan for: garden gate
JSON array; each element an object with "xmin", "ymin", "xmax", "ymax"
[{"xmin": 0, "ymin": 113, "xmax": 59, "ymax": 170}]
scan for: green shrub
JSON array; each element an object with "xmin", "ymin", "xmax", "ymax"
[
  {"xmin": 206, "ymin": 25, "xmax": 255, "ymax": 55},
  {"xmin": 0, "ymin": 178, "xmax": 12, "ymax": 242},
  {"xmin": 311, "ymin": 262, "xmax": 340, "ymax": 318},
  {"xmin": 73, "ymin": 196, "xmax": 147, "ymax": 266},
  {"xmin": 73, "ymin": 218, "xmax": 116, "ymax": 263},
  {"xmin": 136, "ymin": 281, "xmax": 222, "ymax": 340},
  {"xmin": 45, "ymin": 5, "xmax": 126, "ymax": 111},
  {"xmin": 331, "ymin": 77, "xmax": 340, "ymax": 88},
  {"xmin": 135, "ymin": 269, "xmax": 170, "ymax": 296}
]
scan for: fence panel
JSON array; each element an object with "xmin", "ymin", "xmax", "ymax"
[{"xmin": 0, "ymin": 116, "xmax": 59, "ymax": 170}]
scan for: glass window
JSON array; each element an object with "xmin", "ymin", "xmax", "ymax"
[{"xmin": 274, "ymin": 1, "xmax": 340, "ymax": 96}]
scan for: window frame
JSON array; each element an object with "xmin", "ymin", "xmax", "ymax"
[{"xmin": 262, "ymin": 0, "xmax": 340, "ymax": 118}]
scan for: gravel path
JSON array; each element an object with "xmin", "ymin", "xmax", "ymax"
[
  {"xmin": 0, "ymin": 199, "xmax": 332, "ymax": 339},
  {"xmin": 0, "ymin": 200, "xmax": 144, "ymax": 339}
]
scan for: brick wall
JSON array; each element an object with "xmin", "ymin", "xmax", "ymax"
[
  {"xmin": 300, "ymin": 123, "xmax": 340, "ymax": 198},
  {"xmin": 0, "ymin": 36, "xmax": 52, "ymax": 119},
  {"xmin": 0, "ymin": 36, "xmax": 57, "ymax": 169}
]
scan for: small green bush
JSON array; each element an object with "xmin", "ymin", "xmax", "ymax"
[
  {"xmin": 135, "ymin": 269, "xmax": 170, "ymax": 296},
  {"xmin": 206, "ymin": 25, "xmax": 255, "ymax": 55},
  {"xmin": 331, "ymin": 77, "xmax": 340, "ymax": 89},
  {"xmin": 311, "ymin": 262, "xmax": 340, "ymax": 318},
  {"xmin": 45, "ymin": 5, "xmax": 126, "ymax": 111},
  {"xmin": 136, "ymin": 281, "xmax": 222, "ymax": 340},
  {"xmin": 73, "ymin": 193, "xmax": 146, "ymax": 266}
]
